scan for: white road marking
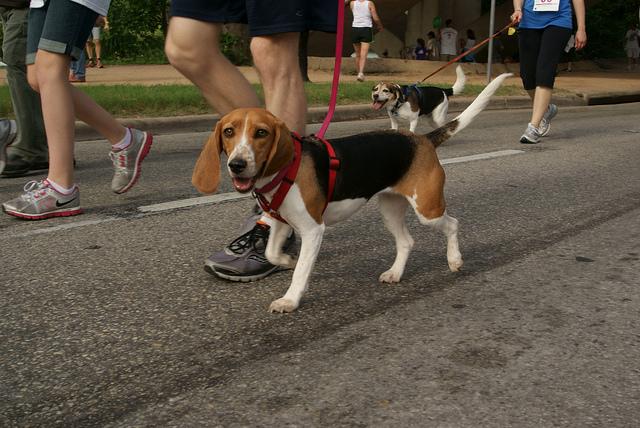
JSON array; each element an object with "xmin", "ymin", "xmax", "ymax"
[
  {"xmin": 138, "ymin": 193, "xmax": 251, "ymax": 213},
  {"xmin": 3, "ymin": 149, "xmax": 525, "ymax": 238},
  {"xmin": 441, "ymin": 149, "xmax": 524, "ymax": 165},
  {"xmin": 8, "ymin": 217, "xmax": 119, "ymax": 238}
]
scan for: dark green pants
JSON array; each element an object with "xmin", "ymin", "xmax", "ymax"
[{"xmin": 0, "ymin": 6, "xmax": 47, "ymax": 161}]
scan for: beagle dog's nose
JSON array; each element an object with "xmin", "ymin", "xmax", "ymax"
[
  {"xmin": 373, "ymin": 93, "xmax": 379, "ymax": 100},
  {"xmin": 228, "ymin": 158, "xmax": 247, "ymax": 174}
]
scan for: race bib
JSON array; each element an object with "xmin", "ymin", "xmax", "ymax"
[{"xmin": 533, "ymin": 0, "xmax": 560, "ymax": 12}]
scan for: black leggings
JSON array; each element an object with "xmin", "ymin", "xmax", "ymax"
[{"xmin": 518, "ymin": 26, "xmax": 572, "ymax": 90}]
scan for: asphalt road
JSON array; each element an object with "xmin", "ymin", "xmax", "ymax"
[{"xmin": 1, "ymin": 103, "xmax": 639, "ymax": 427}]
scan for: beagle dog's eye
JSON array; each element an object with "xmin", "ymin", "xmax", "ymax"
[
  {"xmin": 223, "ymin": 127, "xmax": 234, "ymax": 137},
  {"xmin": 254, "ymin": 129, "xmax": 269, "ymax": 138},
  {"xmin": 382, "ymin": 89, "xmax": 389, "ymax": 93}
]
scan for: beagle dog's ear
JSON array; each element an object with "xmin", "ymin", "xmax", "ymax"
[
  {"xmin": 192, "ymin": 121, "xmax": 223, "ymax": 194},
  {"xmin": 392, "ymin": 83, "xmax": 403, "ymax": 101},
  {"xmin": 263, "ymin": 117, "xmax": 294, "ymax": 177}
]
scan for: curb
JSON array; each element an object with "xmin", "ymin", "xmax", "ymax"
[
  {"xmin": 75, "ymin": 93, "xmax": 595, "ymax": 141},
  {"xmin": 583, "ymin": 92, "xmax": 640, "ymax": 106}
]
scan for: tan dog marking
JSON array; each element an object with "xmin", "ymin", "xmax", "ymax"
[{"xmin": 295, "ymin": 155, "xmax": 326, "ymax": 224}]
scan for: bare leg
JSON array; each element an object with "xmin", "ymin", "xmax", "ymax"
[
  {"xmin": 358, "ymin": 42, "xmax": 370, "ymax": 75},
  {"xmin": 72, "ymin": 87, "xmax": 127, "ymax": 142},
  {"xmin": 251, "ymin": 32, "xmax": 306, "ymax": 134},
  {"xmin": 85, "ymin": 42, "xmax": 93, "ymax": 63},
  {"xmin": 353, "ymin": 43, "xmax": 361, "ymax": 75},
  {"xmin": 165, "ymin": 17, "xmax": 260, "ymax": 115},
  {"xmin": 29, "ymin": 51, "xmax": 126, "ymax": 188},
  {"xmin": 528, "ymin": 86, "xmax": 552, "ymax": 128},
  {"xmin": 94, "ymin": 39, "xmax": 102, "ymax": 66}
]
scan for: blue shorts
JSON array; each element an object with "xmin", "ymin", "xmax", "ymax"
[
  {"xmin": 27, "ymin": 0, "xmax": 97, "ymax": 64},
  {"xmin": 170, "ymin": 0, "xmax": 337, "ymax": 36}
]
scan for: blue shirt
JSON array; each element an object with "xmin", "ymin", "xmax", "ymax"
[{"xmin": 519, "ymin": 0, "xmax": 573, "ymax": 30}]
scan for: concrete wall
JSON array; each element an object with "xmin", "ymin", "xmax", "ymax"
[{"xmin": 405, "ymin": 1, "xmax": 439, "ymax": 54}]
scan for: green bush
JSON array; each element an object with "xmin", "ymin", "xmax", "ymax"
[
  {"xmin": 102, "ymin": 0, "xmax": 169, "ymax": 62},
  {"xmin": 220, "ymin": 32, "xmax": 251, "ymax": 66},
  {"xmin": 583, "ymin": 0, "xmax": 638, "ymax": 59}
]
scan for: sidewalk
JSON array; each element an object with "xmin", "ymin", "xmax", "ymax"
[{"xmin": 2, "ymin": 58, "xmax": 639, "ymax": 139}]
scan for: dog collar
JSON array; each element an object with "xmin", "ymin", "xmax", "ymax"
[
  {"xmin": 253, "ymin": 132, "xmax": 303, "ymax": 223},
  {"xmin": 253, "ymin": 133, "xmax": 340, "ymax": 224},
  {"xmin": 391, "ymin": 89, "xmax": 406, "ymax": 116}
]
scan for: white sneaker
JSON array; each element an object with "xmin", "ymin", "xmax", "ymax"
[
  {"xmin": 357, "ymin": 72, "xmax": 365, "ymax": 82},
  {"xmin": 2, "ymin": 179, "xmax": 82, "ymax": 220},
  {"xmin": 538, "ymin": 104, "xmax": 558, "ymax": 137},
  {"xmin": 519, "ymin": 123, "xmax": 543, "ymax": 144},
  {"xmin": 109, "ymin": 128, "xmax": 153, "ymax": 194}
]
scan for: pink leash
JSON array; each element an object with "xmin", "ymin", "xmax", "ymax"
[{"xmin": 316, "ymin": 0, "xmax": 345, "ymax": 139}]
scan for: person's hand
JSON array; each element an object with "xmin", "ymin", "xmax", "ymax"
[
  {"xmin": 510, "ymin": 10, "xmax": 522, "ymax": 24},
  {"xmin": 575, "ymin": 29, "xmax": 587, "ymax": 50}
]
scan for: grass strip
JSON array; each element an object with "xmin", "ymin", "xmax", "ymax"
[{"xmin": 0, "ymin": 82, "xmax": 527, "ymax": 118}]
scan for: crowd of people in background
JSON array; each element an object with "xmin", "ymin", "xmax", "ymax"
[{"xmin": 408, "ymin": 19, "xmax": 478, "ymax": 62}]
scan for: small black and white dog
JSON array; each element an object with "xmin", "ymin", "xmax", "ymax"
[{"xmin": 372, "ymin": 65, "xmax": 466, "ymax": 132}]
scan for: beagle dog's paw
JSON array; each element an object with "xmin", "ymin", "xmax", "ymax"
[
  {"xmin": 269, "ymin": 298, "xmax": 298, "ymax": 313},
  {"xmin": 269, "ymin": 254, "xmax": 297, "ymax": 270},
  {"xmin": 448, "ymin": 258, "xmax": 463, "ymax": 272},
  {"xmin": 378, "ymin": 269, "xmax": 403, "ymax": 284}
]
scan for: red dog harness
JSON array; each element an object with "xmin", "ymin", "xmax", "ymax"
[{"xmin": 253, "ymin": 133, "xmax": 340, "ymax": 223}]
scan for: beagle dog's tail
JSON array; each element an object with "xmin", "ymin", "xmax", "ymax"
[
  {"xmin": 443, "ymin": 65, "xmax": 466, "ymax": 97},
  {"xmin": 427, "ymin": 73, "xmax": 512, "ymax": 148},
  {"xmin": 451, "ymin": 65, "xmax": 466, "ymax": 96}
]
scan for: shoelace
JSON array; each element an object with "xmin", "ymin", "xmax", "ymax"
[
  {"xmin": 109, "ymin": 150, "xmax": 128, "ymax": 171},
  {"xmin": 21, "ymin": 180, "xmax": 48, "ymax": 202},
  {"xmin": 227, "ymin": 224, "xmax": 269, "ymax": 255}
]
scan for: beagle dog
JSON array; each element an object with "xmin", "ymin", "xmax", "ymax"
[
  {"xmin": 372, "ymin": 65, "xmax": 466, "ymax": 133},
  {"xmin": 193, "ymin": 73, "xmax": 511, "ymax": 313}
]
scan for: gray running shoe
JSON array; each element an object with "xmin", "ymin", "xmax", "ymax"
[
  {"xmin": 205, "ymin": 218, "xmax": 296, "ymax": 282},
  {"xmin": 0, "ymin": 119, "xmax": 18, "ymax": 175},
  {"xmin": 109, "ymin": 128, "xmax": 153, "ymax": 194},
  {"xmin": 520, "ymin": 123, "xmax": 543, "ymax": 144},
  {"xmin": 538, "ymin": 104, "xmax": 558, "ymax": 137},
  {"xmin": 2, "ymin": 180, "xmax": 81, "ymax": 220}
]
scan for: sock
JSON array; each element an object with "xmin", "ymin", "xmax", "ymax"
[
  {"xmin": 46, "ymin": 178, "xmax": 76, "ymax": 195},
  {"xmin": 111, "ymin": 128, "xmax": 132, "ymax": 151}
]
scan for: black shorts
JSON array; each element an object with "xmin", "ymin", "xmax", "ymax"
[
  {"xmin": 351, "ymin": 26, "xmax": 373, "ymax": 44},
  {"xmin": 170, "ymin": 0, "xmax": 337, "ymax": 36},
  {"xmin": 518, "ymin": 26, "xmax": 572, "ymax": 90}
]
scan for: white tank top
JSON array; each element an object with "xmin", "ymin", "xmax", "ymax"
[{"xmin": 352, "ymin": 0, "xmax": 372, "ymax": 28}]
